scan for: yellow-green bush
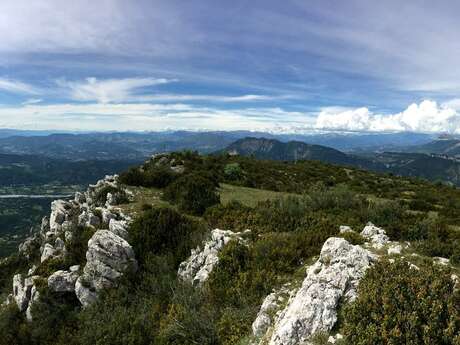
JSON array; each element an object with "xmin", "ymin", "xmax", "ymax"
[{"xmin": 342, "ymin": 260, "xmax": 460, "ymax": 344}]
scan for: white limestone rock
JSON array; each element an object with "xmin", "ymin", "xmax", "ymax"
[
  {"xmin": 252, "ymin": 284, "xmax": 294, "ymax": 339},
  {"xmin": 108, "ymin": 219, "xmax": 129, "ymax": 240},
  {"xmin": 26, "ymin": 285, "xmax": 40, "ymax": 321},
  {"xmin": 360, "ymin": 222, "xmax": 389, "ymax": 249},
  {"xmin": 387, "ymin": 243, "xmax": 403, "ymax": 255},
  {"xmin": 434, "ymin": 257, "xmax": 450, "ymax": 266},
  {"xmin": 75, "ymin": 277, "xmax": 98, "ymax": 307},
  {"xmin": 40, "ymin": 243, "xmax": 57, "ymax": 263},
  {"xmin": 75, "ymin": 230, "xmax": 137, "ymax": 306},
  {"xmin": 50, "ymin": 200, "xmax": 73, "ymax": 233},
  {"xmin": 178, "ymin": 229, "xmax": 250, "ymax": 286},
  {"xmin": 101, "ymin": 208, "xmax": 117, "ymax": 224},
  {"xmin": 48, "ymin": 270, "xmax": 79, "ymax": 292},
  {"xmin": 328, "ymin": 333, "xmax": 344, "ymax": 344},
  {"xmin": 74, "ymin": 191, "xmax": 86, "ymax": 204},
  {"xmin": 13, "ymin": 274, "xmax": 31, "ymax": 312},
  {"xmin": 266, "ymin": 237, "xmax": 376, "ymax": 345},
  {"xmin": 339, "ymin": 225, "xmax": 353, "ymax": 234}
]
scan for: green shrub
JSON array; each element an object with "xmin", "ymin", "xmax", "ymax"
[
  {"xmin": 129, "ymin": 207, "xmax": 205, "ymax": 266},
  {"xmin": 157, "ymin": 285, "xmax": 219, "ymax": 345},
  {"xmin": 343, "ymin": 260, "xmax": 460, "ymax": 344},
  {"xmin": 93, "ymin": 185, "xmax": 128, "ymax": 206},
  {"xmin": 65, "ymin": 226, "xmax": 95, "ymax": 267},
  {"xmin": 34, "ymin": 257, "xmax": 67, "ymax": 277},
  {"xmin": 0, "ymin": 253, "xmax": 29, "ymax": 295},
  {"xmin": 118, "ymin": 167, "xmax": 145, "ymax": 186},
  {"xmin": 163, "ymin": 174, "xmax": 220, "ymax": 215},
  {"xmin": 0, "ymin": 304, "xmax": 28, "ymax": 345},
  {"xmin": 338, "ymin": 231, "xmax": 365, "ymax": 246},
  {"xmin": 27, "ymin": 289, "xmax": 80, "ymax": 345},
  {"xmin": 224, "ymin": 163, "xmax": 243, "ymax": 180}
]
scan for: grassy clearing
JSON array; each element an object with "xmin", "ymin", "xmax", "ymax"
[
  {"xmin": 120, "ymin": 183, "xmax": 294, "ymax": 218},
  {"xmin": 119, "ymin": 186, "xmax": 170, "ymax": 217},
  {"xmin": 219, "ymin": 183, "xmax": 294, "ymax": 207}
]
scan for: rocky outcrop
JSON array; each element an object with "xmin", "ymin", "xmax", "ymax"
[
  {"xmin": 178, "ymin": 229, "xmax": 250, "ymax": 286},
  {"xmin": 48, "ymin": 270, "xmax": 79, "ymax": 292},
  {"xmin": 360, "ymin": 222, "xmax": 389, "ymax": 249},
  {"xmin": 75, "ymin": 230, "xmax": 137, "ymax": 307},
  {"xmin": 8, "ymin": 174, "xmax": 136, "ymax": 314},
  {"xmin": 12, "ymin": 274, "xmax": 40, "ymax": 314},
  {"xmin": 253, "ymin": 229, "xmax": 382, "ymax": 345},
  {"xmin": 252, "ymin": 284, "xmax": 296, "ymax": 338},
  {"xmin": 108, "ymin": 219, "xmax": 130, "ymax": 240}
]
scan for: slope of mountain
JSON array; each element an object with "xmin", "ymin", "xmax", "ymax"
[
  {"xmin": 225, "ymin": 137, "xmax": 460, "ymax": 186},
  {"xmin": 410, "ymin": 138, "xmax": 460, "ymax": 157},
  {"xmin": 223, "ymin": 137, "xmax": 385, "ymax": 171},
  {"xmin": 370, "ymin": 152, "xmax": 460, "ymax": 185},
  {"xmin": 0, "ymin": 152, "xmax": 458, "ymax": 344}
]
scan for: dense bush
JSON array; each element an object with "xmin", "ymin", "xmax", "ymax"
[
  {"xmin": 0, "ymin": 304, "xmax": 28, "ymax": 345},
  {"xmin": 163, "ymin": 174, "xmax": 220, "ymax": 215},
  {"xmin": 93, "ymin": 185, "xmax": 129, "ymax": 206},
  {"xmin": 129, "ymin": 207, "xmax": 206, "ymax": 266},
  {"xmin": 0, "ymin": 253, "xmax": 29, "ymax": 295},
  {"xmin": 343, "ymin": 260, "xmax": 460, "ymax": 344},
  {"xmin": 224, "ymin": 163, "xmax": 243, "ymax": 181},
  {"xmin": 119, "ymin": 166, "xmax": 178, "ymax": 188}
]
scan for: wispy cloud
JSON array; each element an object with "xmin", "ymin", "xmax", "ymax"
[
  {"xmin": 57, "ymin": 77, "xmax": 175, "ymax": 103},
  {"xmin": 0, "ymin": 78, "xmax": 39, "ymax": 95},
  {"xmin": 22, "ymin": 98, "xmax": 42, "ymax": 105}
]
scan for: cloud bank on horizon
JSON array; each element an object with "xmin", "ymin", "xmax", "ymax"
[{"xmin": 1, "ymin": 0, "xmax": 460, "ymax": 134}]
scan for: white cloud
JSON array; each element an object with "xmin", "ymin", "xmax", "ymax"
[
  {"xmin": 0, "ymin": 78, "xmax": 38, "ymax": 95},
  {"xmin": 57, "ymin": 77, "xmax": 174, "ymax": 103},
  {"xmin": 0, "ymin": 102, "xmax": 312, "ymax": 132},
  {"xmin": 315, "ymin": 100, "xmax": 460, "ymax": 133}
]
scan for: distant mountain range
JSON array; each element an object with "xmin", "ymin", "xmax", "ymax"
[
  {"xmin": 0, "ymin": 130, "xmax": 435, "ymax": 160},
  {"xmin": 224, "ymin": 137, "xmax": 460, "ymax": 186}
]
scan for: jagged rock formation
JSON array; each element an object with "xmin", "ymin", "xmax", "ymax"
[
  {"xmin": 75, "ymin": 230, "xmax": 137, "ymax": 307},
  {"xmin": 48, "ymin": 268, "xmax": 80, "ymax": 292},
  {"xmin": 254, "ymin": 225, "xmax": 385, "ymax": 345},
  {"xmin": 252, "ymin": 283, "xmax": 296, "ymax": 338},
  {"xmin": 5, "ymin": 175, "xmax": 137, "ymax": 318},
  {"xmin": 178, "ymin": 229, "xmax": 250, "ymax": 285},
  {"xmin": 267, "ymin": 237, "xmax": 376, "ymax": 345}
]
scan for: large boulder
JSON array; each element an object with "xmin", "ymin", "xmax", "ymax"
[
  {"xmin": 48, "ymin": 270, "xmax": 79, "ymax": 292},
  {"xmin": 75, "ymin": 230, "xmax": 137, "ymax": 307},
  {"xmin": 178, "ymin": 229, "xmax": 250, "ymax": 286},
  {"xmin": 264, "ymin": 237, "xmax": 376, "ymax": 345}
]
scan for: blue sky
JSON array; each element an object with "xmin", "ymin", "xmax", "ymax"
[{"xmin": 1, "ymin": 0, "xmax": 460, "ymax": 133}]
